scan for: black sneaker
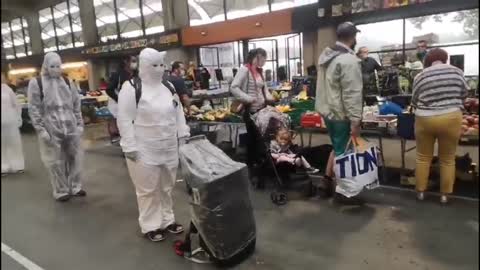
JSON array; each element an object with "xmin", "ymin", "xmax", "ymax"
[
  {"xmin": 74, "ymin": 190, "xmax": 87, "ymax": 197},
  {"xmin": 56, "ymin": 195, "xmax": 71, "ymax": 202},
  {"xmin": 333, "ymin": 193, "xmax": 364, "ymax": 206},
  {"xmin": 166, "ymin": 223, "xmax": 184, "ymax": 234},
  {"xmin": 145, "ymin": 230, "xmax": 166, "ymax": 242}
]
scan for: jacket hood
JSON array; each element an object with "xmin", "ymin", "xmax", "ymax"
[{"xmin": 318, "ymin": 44, "xmax": 351, "ymax": 67}]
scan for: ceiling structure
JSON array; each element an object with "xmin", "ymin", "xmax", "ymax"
[{"xmin": 1, "ymin": 0, "xmax": 64, "ymax": 21}]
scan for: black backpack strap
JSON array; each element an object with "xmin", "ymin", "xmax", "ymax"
[
  {"xmin": 36, "ymin": 77, "xmax": 44, "ymax": 101},
  {"xmin": 62, "ymin": 76, "xmax": 71, "ymax": 89},
  {"xmin": 129, "ymin": 77, "xmax": 142, "ymax": 107},
  {"xmin": 129, "ymin": 78, "xmax": 178, "ymax": 108},
  {"xmin": 162, "ymin": 79, "xmax": 177, "ymax": 96},
  {"xmin": 37, "ymin": 76, "xmax": 71, "ymax": 101}
]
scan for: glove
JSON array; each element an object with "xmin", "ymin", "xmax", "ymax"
[
  {"xmin": 178, "ymin": 137, "xmax": 188, "ymax": 146},
  {"xmin": 124, "ymin": 151, "xmax": 138, "ymax": 162}
]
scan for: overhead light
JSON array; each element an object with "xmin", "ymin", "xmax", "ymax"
[
  {"xmin": 9, "ymin": 68, "xmax": 37, "ymax": 75},
  {"xmin": 61, "ymin": 62, "xmax": 87, "ymax": 69}
]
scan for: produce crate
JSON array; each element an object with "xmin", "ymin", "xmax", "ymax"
[{"xmin": 289, "ymin": 99, "xmax": 315, "ymax": 127}]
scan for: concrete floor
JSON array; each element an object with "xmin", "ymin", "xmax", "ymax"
[{"xmin": 1, "ymin": 132, "xmax": 479, "ymax": 270}]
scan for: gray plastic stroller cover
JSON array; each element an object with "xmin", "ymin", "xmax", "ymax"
[{"xmin": 179, "ymin": 137, "xmax": 256, "ymax": 260}]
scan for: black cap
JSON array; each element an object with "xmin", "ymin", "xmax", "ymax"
[{"xmin": 336, "ymin": 21, "xmax": 360, "ymax": 39}]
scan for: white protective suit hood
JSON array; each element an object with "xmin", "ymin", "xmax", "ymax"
[
  {"xmin": 42, "ymin": 52, "xmax": 63, "ymax": 78},
  {"xmin": 138, "ymin": 48, "xmax": 166, "ymax": 84}
]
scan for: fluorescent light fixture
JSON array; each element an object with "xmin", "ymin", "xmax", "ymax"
[
  {"xmin": 61, "ymin": 62, "xmax": 87, "ymax": 69},
  {"xmin": 9, "ymin": 68, "xmax": 37, "ymax": 75}
]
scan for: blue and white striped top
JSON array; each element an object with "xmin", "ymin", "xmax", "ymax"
[{"xmin": 411, "ymin": 63, "xmax": 468, "ymax": 117}]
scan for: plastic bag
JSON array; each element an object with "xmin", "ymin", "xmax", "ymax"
[
  {"xmin": 334, "ymin": 137, "xmax": 380, "ymax": 198},
  {"xmin": 179, "ymin": 137, "xmax": 256, "ymax": 261}
]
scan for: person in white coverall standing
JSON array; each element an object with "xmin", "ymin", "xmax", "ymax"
[
  {"xmin": 117, "ymin": 48, "xmax": 190, "ymax": 242},
  {"xmin": 28, "ymin": 52, "xmax": 86, "ymax": 202},
  {"xmin": 1, "ymin": 73, "xmax": 25, "ymax": 175}
]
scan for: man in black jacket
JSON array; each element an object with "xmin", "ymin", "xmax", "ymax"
[{"xmin": 106, "ymin": 55, "xmax": 138, "ymax": 143}]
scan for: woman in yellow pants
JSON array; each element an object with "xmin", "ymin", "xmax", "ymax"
[{"xmin": 411, "ymin": 48, "xmax": 468, "ymax": 204}]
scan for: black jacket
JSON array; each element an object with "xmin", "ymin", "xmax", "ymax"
[{"xmin": 106, "ymin": 69, "xmax": 133, "ymax": 102}]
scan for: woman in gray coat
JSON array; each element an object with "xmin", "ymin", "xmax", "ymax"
[{"xmin": 231, "ymin": 48, "xmax": 274, "ymax": 186}]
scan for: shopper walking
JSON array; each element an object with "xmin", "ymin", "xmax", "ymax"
[
  {"xmin": 117, "ymin": 48, "xmax": 189, "ymax": 242},
  {"xmin": 106, "ymin": 55, "xmax": 138, "ymax": 143},
  {"xmin": 1, "ymin": 74, "xmax": 25, "ymax": 175},
  {"xmin": 167, "ymin": 61, "xmax": 191, "ymax": 109},
  {"xmin": 315, "ymin": 22, "xmax": 364, "ymax": 205},
  {"xmin": 411, "ymin": 48, "xmax": 468, "ymax": 204},
  {"xmin": 231, "ymin": 48, "xmax": 274, "ymax": 186},
  {"xmin": 28, "ymin": 52, "xmax": 85, "ymax": 202}
]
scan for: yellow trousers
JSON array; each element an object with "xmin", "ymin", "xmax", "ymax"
[{"xmin": 415, "ymin": 111, "xmax": 462, "ymax": 194}]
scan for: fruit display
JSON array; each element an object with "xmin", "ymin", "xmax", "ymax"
[
  {"xmin": 87, "ymin": 90, "xmax": 103, "ymax": 97},
  {"xmin": 461, "ymin": 114, "xmax": 479, "ymax": 136},
  {"xmin": 187, "ymin": 106, "xmax": 233, "ymax": 122},
  {"xmin": 275, "ymin": 105, "xmax": 293, "ymax": 113},
  {"xmin": 464, "ymin": 98, "xmax": 479, "ymax": 114}
]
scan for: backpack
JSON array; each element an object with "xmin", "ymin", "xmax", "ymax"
[
  {"xmin": 36, "ymin": 76, "xmax": 71, "ymax": 101},
  {"xmin": 128, "ymin": 77, "xmax": 178, "ymax": 107}
]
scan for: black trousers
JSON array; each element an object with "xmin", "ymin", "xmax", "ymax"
[{"xmin": 243, "ymin": 110, "xmax": 262, "ymax": 169}]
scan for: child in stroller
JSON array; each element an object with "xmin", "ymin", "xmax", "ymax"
[{"xmin": 270, "ymin": 127, "xmax": 319, "ymax": 174}]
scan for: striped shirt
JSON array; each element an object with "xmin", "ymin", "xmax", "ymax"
[{"xmin": 411, "ymin": 63, "xmax": 468, "ymax": 116}]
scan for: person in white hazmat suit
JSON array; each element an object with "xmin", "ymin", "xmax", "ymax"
[
  {"xmin": 28, "ymin": 52, "xmax": 86, "ymax": 202},
  {"xmin": 1, "ymin": 74, "xmax": 25, "ymax": 175},
  {"xmin": 117, "ymin": 48, "xmax": 190, "ymax": 242}
]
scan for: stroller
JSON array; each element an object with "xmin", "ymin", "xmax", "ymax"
[
  {"xmin": 176, "ymin": 136, "xmax": 256, "ymax": 266},
  {"xmin": 250, "ymin": 107, "xmax": 316, "ymax": 205}
]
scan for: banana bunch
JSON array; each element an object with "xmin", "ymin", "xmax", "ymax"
[{"xmin": 275, "ymin": 105, "xmax": 292, "ymax": 113}]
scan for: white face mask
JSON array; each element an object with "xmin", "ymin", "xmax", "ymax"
[{"xmin": 180, "ymin": 70, "xmax": 186, "ymax": 77}]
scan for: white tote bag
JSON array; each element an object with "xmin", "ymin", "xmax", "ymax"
[{"xmin": 334, "ymin": 137, "xmax": 380, "ymax": 198}]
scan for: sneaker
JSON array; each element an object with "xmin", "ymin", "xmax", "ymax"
[
  {"xmin": 416, "ymin": 192, "xmax": 425, "ymax": 201},
  {"xmin": 440, "ymin": 195, "xmax": 449, "ymax": 204},
  {"xmin": 56, "ymin": 195, "xmax": 71, "ymax": 202},
  {"xmin": 167, "ymin": 223, "xmax": 184, "ymax": 234},
  {"xmin": 306, "ymin": 167, "xmax": 320, "ymax": 174},
  {"xmin": 333, "ymin": 193, "xmax": 364, "ymax": 206},
  {"xmin": 145, "ymin": 230, "xmax": 166, "ymax": 242},
  {"xmin": 74, "ymin": 190, "xmax": 87, "ymax": 197}
]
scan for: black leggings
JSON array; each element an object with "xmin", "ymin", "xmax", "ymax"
[{"xmin": 243, "ymin": 111, "xmax": 262, "ymax": 169}]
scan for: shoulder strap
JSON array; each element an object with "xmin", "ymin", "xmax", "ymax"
[
  {"xmin": 36, "ymin": 77, "xmax": 44, "ymax": 101},
  {"xmin": 62, "ymin": 76, "xmax": 71, "ymax": 89},
  {"xmin": 162, "ymin": 79, "xmax": 177, "ymax": 96},
  {"xmin": 129, "ymin": 77, "xmax": 142, "ymax": 107},
  {"xmin": 129, "ymin": 78, "xmax": 178, "ymax": 108}
]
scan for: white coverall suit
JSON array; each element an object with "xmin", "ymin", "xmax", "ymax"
[
  {"xmin": 28, "ymin": 52, "xmax": 84, "ymax": 199},
  {"xmin": 117, "ymin": 48, "xmax": 190, "ymax": 234},
  {"xmin": 1, "ymin": 83, "xmax": 25, "ymax": 173}
]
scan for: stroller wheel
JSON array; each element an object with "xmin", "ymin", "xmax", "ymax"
[{"xmin": 270, "ymin": 192, "xmax": 287, "ymax": 205}]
